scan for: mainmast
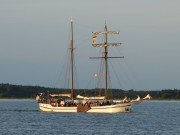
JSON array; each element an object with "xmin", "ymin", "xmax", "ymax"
[
  {"xmin": 92, "ymin": 22, "xmax": 123, "ymax": 102},
  {"xmin": 71, "ymin": 17, "xmax": 74, "ymax": 101},
  {"xmin": 104, "ymin": 22, "xmax": 108, "ymax": 102}
]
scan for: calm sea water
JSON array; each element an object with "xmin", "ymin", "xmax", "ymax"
[{"xmin": 0, "ymin": 100, "xmax": 179, "ymax": 135}]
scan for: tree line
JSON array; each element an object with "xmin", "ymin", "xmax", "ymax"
[{"xmin": 0, "ymin": 83, "xmax": 180, "ymax": 99}]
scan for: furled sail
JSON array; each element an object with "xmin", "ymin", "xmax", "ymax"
[
  {"xmin": 131, "ymin": 96, "xmax": 141, "ymax": 103},
  {"xmin": 50, "ymin": 94, "xmax": 71, "ymax": 98},
  {"xmin": 76, "ymin": 95, "xmax": 105, "ymax": 100},
  {"xmin": 123, "ymin": 96, "xmax": 127, "ymax": 101},
  {"xmin": 143, "ymin": 94, "xmax": 152, "ymax": 100},
  {"xmin": 122, "ymin": 96, "xmax": 128, "ymax": 103}
]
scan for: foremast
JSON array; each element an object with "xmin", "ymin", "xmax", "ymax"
[
  {"xmin": 92, "ymin": 22, "xmax": 123, "ymax": 103},
  {"xmin": 71, "ymin": 17, "xmax": 74, "ymax": 101}
]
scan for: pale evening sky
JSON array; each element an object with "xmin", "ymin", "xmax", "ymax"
[{"xmin": 0, "ymin": 0, "xmax": 180, "ymax": 90}]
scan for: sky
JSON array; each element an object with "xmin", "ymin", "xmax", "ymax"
[{"xmin": 0, "ymin": 0, "xmax": 180, "ymax": 90}]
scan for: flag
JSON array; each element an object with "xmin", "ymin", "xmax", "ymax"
[
  {"xmin": 93, "ymin": 36, "xmax": 97, "ymax": 40},
  {"xmin": 94, "ymin": 73, "xmax": 98, "ymax": 77},
  {"xmin": 93, "ymin": 36, "xmax": 97, "ymax": 43},
  {"xmin": 36, "ymin": 95, "xmax": 39, "ymax": 101}
]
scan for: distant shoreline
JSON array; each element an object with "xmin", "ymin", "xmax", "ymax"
[{"xmin": 1, "ymin": 84, "xmax": 180, "ymax": 100}]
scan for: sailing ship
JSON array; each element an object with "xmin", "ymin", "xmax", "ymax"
[{"xmin": 36, "ymin": 18, "xmax": 151, "ymax": 113}]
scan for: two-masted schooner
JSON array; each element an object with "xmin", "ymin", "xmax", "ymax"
[{"xmin": 36, "ymin": 18, "xmax": 151, "ymax": 113}]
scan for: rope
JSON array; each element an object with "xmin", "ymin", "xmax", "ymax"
[
  {"xmin": 74, "ymin": 50, "xmax": 79, "ymax": 89},
  {"xmin": 107, "ymin": 62, "xmax": 113, "ymax": 99},
  {"xmin": 98, "ymin": 58, "xmax": 105, "ymax": 96},
  {"xmin": 109, "ymin": 60, "xmax": 124, "ymax": 89}
]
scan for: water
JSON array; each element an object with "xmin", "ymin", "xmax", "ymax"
[{"xmin": 0, "ymin": 100, "xmax": 180, "ymax": 135}]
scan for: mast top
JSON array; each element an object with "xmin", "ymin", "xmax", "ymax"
[
  {"xmin": 71, "ymin": 16, "xmax": 73, "ymax": 22},
  {"xmin": 92, "ymin": 22, "xmax": 120, "ymax": 47}
]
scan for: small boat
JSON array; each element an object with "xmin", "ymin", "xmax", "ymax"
[{"xmin": 36, "ymin": 18, "xmax": 151, "ymax": 113}]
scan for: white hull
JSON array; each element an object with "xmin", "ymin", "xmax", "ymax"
[
  {"xmin": 87, "ymin": 103, "xmax": 132, "ymax": 113},
  {"xmin": 39, "ymin": 102, "xmax": 132, "ymax": 113},
  {"xmin": 39, "ymin": 103, "xmax": 77, "ymax": 112}
]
